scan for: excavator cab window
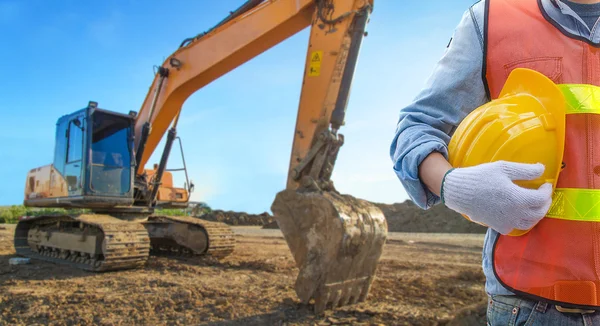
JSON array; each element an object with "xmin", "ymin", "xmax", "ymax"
[
  {"xmin": 52, "ymin": 111, "xmax": 87, "ymax": 196},
  {"xmin": 65, "ymin": 116, "xmax": 85, "ymax": 193},
  {"xmin": 89, "ymin": 110, "xmax": 133, "ymax": 195}
]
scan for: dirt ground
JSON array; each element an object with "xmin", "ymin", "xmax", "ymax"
[{"xmin": 0, "ymin": 224, "xmax": 488, "ymax": 326}]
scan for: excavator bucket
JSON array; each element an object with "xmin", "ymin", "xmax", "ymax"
[{"xmin": 271, "ymin": 189, "xmax": 388, "ymax": 313}]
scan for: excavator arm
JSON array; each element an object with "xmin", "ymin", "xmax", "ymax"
[
  {"xmin": 131, "ymin": 0, "xmax": 387, "ymax": 313},
  {"xmin": 133, "ymin": 0, "xmax": 371, "ymax": 191}
]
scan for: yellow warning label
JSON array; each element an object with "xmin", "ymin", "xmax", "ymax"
[
  {"xmin": 308, "ymin": 65, "xmax": 321, "ymax": 77},
  {"xmin": 308, "ymin": 51, "xmax": 323, "ymax": 77},
  {"xmin": 311, "ymin": 51, "xmax": 322, "ymax": 63}
]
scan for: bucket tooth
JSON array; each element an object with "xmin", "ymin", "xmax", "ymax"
[
  {"xmin": 271, "ymin": 189, "xmax": 388, "ymax": 313},
  {"xmin": 314, "ymin": 292, "xmax": 329, "ymax": 313},
  {"xmin": 340, "ymin": 286, "xmax": 351, "ymax": 306},
  {"xmin": 349, "ymin": 286, "xmax": 361, "ymax": 304}
]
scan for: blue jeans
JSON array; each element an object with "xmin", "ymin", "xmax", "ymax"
[{"xmin": 487, "ymin": 295, "xmax": 600, "ymax": 325}]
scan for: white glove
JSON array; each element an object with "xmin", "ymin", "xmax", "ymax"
[{"xmin": 441, "ymin": 161, "xmax": 553, "ymax": 235}]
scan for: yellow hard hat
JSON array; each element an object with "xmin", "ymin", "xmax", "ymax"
[{"xmin": 447, "ymin": 68, "xmax": 566, "ymax": 236}]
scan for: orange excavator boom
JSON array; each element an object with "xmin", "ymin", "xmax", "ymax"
[{"xmin": 133, "ymin": 0, "xmax": 373, "ymax": 191}]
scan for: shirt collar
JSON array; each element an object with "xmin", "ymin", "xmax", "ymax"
[{"xmin": 541, "ymin": 0, "xmax": 596, "ymax": 39}]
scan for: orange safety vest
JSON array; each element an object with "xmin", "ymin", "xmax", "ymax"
[{"xmin": 487, "ymin": 0, "xmax": 600, "ymax": 309}]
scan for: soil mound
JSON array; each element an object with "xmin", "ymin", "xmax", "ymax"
[
  {"xmin": 373, "ymin": 200, "xmax": 487, "ymax": 233},
  {"xmin": 199, "ymin": 210, "xmax": 274, "ymax": 226},
  {"xmin": 262, "ymin": 200, "xmax": 487, "ymax": 233}
]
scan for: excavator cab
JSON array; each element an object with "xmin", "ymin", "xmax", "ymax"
[
  {"xmin": 24, "ymin": 100, "xmax": 192, "ymax": 209},
  {"xmin": 24, "ymin": 101, "xmax": 136, "ymax": 208}
]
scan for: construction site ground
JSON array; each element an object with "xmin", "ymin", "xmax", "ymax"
[{"xmin": 0, "ymin": 224, "xmax": 488, "ymax": 326}]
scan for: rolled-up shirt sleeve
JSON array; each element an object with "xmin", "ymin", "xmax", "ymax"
[{"xmin": 390, "ymin": 5, "xmax": 488, "ymax": 209}]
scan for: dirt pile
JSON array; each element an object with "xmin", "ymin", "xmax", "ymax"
[
  {"xmin": 198, "ymin": 210, "xmax": 274, "ymax": 226},
  {"xmin": 373, "ymin": 200, "xmax": 488, "ymax": 233},
  {"xmin": 262, "ymin": 220, "xmax": 280, "ymax": 229},
  {"xmin": 264, "ymin": 200, "xmax": 487, "ymax": 233}
]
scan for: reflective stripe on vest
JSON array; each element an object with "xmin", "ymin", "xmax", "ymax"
[
  {"xmin": 487, "ymin": 0, "xmax": 600, "ymax": 310},
  {"xmin": 547, "ymin": 85, "xmax": 600, "ymax": 223},
  {"xmin": 548, "ymin": 189, "xmax": 600, "ymax": 222}
]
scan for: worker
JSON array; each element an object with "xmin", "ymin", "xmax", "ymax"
[{"xmin": 391, "ymin": 0, "xmax": 600, "ymax": 324}]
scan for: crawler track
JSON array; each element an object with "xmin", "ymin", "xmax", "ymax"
[
  {"xmin": 145, "ymin": 215, "xmax": 236, "ymax": 259},
  {"xmin": 14, "ymin": 214, "xmax": 151, "ymax": 272}
]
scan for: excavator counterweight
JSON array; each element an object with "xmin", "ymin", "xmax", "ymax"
[{"xmin": 16, "ymin": 0, "xmax": 387, "ymax": 313}]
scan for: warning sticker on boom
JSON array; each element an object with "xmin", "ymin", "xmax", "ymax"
[{"xmin": 308, "ymin": 51, "xmax": 323, "ymax": 77}]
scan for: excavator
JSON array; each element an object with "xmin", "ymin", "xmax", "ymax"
[{"xmin": 14, "ymin": 0, "xmax": 388, "ymax": 312}]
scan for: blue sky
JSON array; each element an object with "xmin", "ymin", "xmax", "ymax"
[{"xmin": 0, "ymin": 0, "xmax": 477, "ymax": 213}]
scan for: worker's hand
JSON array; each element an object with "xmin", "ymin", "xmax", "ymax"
[{"xmin": 441, "ymin": 161, "xmax": 553, "ymax": 235}]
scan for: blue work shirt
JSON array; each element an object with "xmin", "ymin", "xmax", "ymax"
[{"xmin": 390, "ymin": 0, "xmax": 600, "ymax": 296}]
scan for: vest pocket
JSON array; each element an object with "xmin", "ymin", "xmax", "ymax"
[{"xmin": 503, "ymin": 57, "xmax": 563, "ymax": 84}]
